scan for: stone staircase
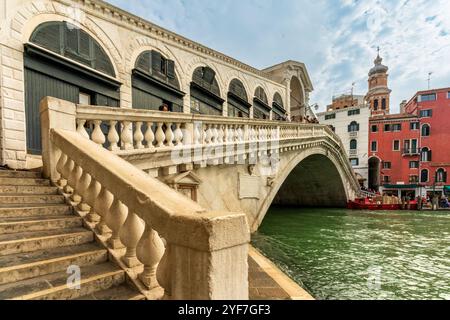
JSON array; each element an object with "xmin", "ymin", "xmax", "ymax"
[{"xmin": 0, "ymin": 169, "xmax": 145, "ymax": 300}]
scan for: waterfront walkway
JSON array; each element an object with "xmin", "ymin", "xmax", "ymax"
[{"xmin": 248, "ymin": 246, "xmax": 314, "ymax": 300}]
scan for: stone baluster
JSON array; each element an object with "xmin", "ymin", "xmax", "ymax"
[
  {"xmin": 156, "ymin": 244, "xmax": 171, "ymax": 300},
  {"xmin": 173, "ymin": 123, "xmax": 183, "ymax": 146},
  {"xmin": 68, "ymin": 164, "xmax": 83, "ymax": 203},
  {"xmin": 165, "ymin": 123, "xmax": 174, "ymax": 147},
  {"xmin": 92, "ymin": 120, "xmax": 105, "ymax": 146},
  {"xmin": 121, "ymin": 121, "xmax": 133, "ymax": 150},
  {"xmin": 56, "ymin": 153, "xmax": 68, "ymax": 188},
  {"xmin": 108, "ymin": 120, "xmax": 120, "ymax": 151},
  {"xmin": 120, "ymin": 211, "xmax": 145, "ymax": 267},
  {"xmin": 76, "ymin": 171, "xmax": 91, "ymax": 212},
  {"xmin": 62, "ymin": 158, "xmax": 74, "ymax": 194},
  {"xmin": 134, "ymin": 121, "xmax": 144, "ymax": 149},
  {"xmin": 76, "ymin": 119, "xmax": 89, "ymax": 139},
  {"xmin": 145, "ymin": 122, "xmax": 155, "ymax": 150},
  {"xmin": 205, "ymin": 124, "xmax": 212, "ymax": 145},
  {"xmin": 217, "ymin": 125, "xmax": 224, "ymax": 144},
  {"xmin": 137, "ymin": 224, "xmax": 165, "ymax": 289},
  {"xmin": 155, "ymin": 123, "xmax": 165, "ymax": 148},
  {"xmin": 194, "ymin": 122, "xmax": 201, "ymax": 145},
  {"xmin": 84, "ymin": 179, "xmax": 101, "ymax": 223},
  {"xmin": 94, "ymin": 187, "xmax": 114, "ymax": 235},
  {"xmin": 213, "ymin": 125, "xmax": 220, "ymax": 144},
  {"xmin": 106, "ymin": 198, "xmax": 128, "ymax": 249}
]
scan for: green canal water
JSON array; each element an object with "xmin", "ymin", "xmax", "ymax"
[{"xmin": 252, "ymin": 207, "xmax": 450, "ymax": 300}]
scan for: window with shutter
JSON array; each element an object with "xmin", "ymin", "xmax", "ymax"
[
  {"xmin": 167, "ymin": 60, "xmax": 175, "ymax": 79},
  {"xmin": 79, "ymin": 30, "xmax": 91, "ymax": 58},
  {"xmin": 151, "ymin": 51, "xmax": 162, "ymax": 73},
  {"xmin": 30, "ymin": 21, "xmax": 115, "ymax": 77}
]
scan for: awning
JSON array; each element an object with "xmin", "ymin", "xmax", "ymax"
[{"xmin": 383, "ymin": 184, "xmax": 419, "ymax": 189}]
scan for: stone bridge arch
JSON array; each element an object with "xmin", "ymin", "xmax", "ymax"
[
  {"xmin": 190, "ymin": 142, "xmax": 357, "ymax": 233},
  {"xmin": 251, "ymin": 147, "xmax": 351, "ymax": 231}
]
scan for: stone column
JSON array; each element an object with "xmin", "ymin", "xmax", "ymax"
[
  {"xmin": 40, "ymin": 97, "xmax": 76, "ymax": 182},
  {"xmin": 157, "ymin": 211, "xmax": 250, "ymax": 300}
]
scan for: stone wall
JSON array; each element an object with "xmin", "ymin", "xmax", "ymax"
[{"xmin": 0, "ymin": 0, "xmax": 313, "ymax": 169}]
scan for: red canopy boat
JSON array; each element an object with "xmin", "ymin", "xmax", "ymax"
[{"xmin": 347, "ymin": 197, "xmax": 418, "ymax": 210}]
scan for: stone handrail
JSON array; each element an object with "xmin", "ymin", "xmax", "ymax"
[
  {"xmin": 74, "ymin": 104, "xmax": 360, "ymax": 190},
  {"xmin": 40, "ymin": 97, "xmax": 250, "ymax": 300}
]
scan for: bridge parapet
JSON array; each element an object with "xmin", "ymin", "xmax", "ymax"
[
  {"xmin": 75, "ymin": 104, "xmax": 358, "ymax": 191},
  {"xmin": 40, "ymin": 97, "xmax": 250, "ymax": 300}
]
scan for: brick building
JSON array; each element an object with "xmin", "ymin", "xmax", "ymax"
[{"xmin": 368, "ymin": 87, "xmax": 450, "ymax": 198}]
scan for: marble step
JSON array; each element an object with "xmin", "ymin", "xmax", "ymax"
[
  {"xmin": 75, "ymin": 284, "xmax": 145, "ymax": 300},
  {"xmin": 0, "ymin": 228, "xmax": 94, "ymax": 256},
  {"xmin": 0, "ymin": 185, "xmax": 59, "ymax": 195},
  {"xmin": 0, "ymin": 243, "xmax": 107, "ymax": 285},
  {"xmin": 0, "ymin": 194, "xmax": 66, "ymax": 205},
  {"xmin": 0, "ymin": 204, "xmax": 72, "ymax": 218},
  {"xmin": 0, "ymin": 170, "xmax": 41, "ymax": 179},
  {"xmin": 0, "ymin": 262, "xmax": 125, "ymax": 300},
  {"xmin": 0, "ymin": 177, "xmax": 50, "ymax": 186},
  {"xmin": 0, "ymin": 215, "xmax": 83, "ymax": 234}
]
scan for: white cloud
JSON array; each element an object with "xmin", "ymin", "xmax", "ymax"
[{"xmin": 107, "ymin": 0, "xmax": 450, "ymax": 113}]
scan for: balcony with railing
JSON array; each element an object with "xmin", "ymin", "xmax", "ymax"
[{"xmin": 402, "ymin": 148, "xmax": 421, "ymax": 156}]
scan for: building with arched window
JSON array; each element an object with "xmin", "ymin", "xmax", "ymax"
[{"xmin": 0, "ymin": 0, "xmax": 314, "ymax": 169}]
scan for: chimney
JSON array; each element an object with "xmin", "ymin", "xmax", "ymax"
[{"xmin": 400, "ymin": 100, "xmax": 407, "ymax": 114}]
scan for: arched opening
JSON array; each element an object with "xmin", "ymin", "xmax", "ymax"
[
  {"xmin": 421, "ymin": 124, "xmax": 431, "ymax": 137},
  {"xmin": 290, "ymin": 76, "xmax": 304, "ymax": 119},
  {"xmin": 228, "ymin": 79, "xmax": 250, "ymax": 118},
  {"xmin": 436, "ymin": 168, "xmax": 447, "ymax": 183},
  {"xmin": 190, "ymin": 66, "xmax": 224, "ymax": 115},
  {"xmin": 25, "ymin": 21, "xmax": 121, "ymax": 154},
  {"xmin": 350, "ymin": 139, "xmax": 357, "ymax": 150},
  {"xmin": 348, "ymin": 121, "xmax": 360, "ymax": 132},
  {"xmin": 421, "ymin": 147, "xmax": 432, "ymax": 162},
  {"xmin": 132, "ymin": 50, "xmax": 184, "ymax": 112},
  {"xmin": 368, "ymin": 157, "xmax": 381, "ymax": 191},
  {"xmin": 253, "ymin": 87, "xmax": 270, "ymax": 120},
  {"xmin": 272, "ymin": 92, "xmax": 287, "ymax": 121},
  {"xmin": 421, "ymin": 169, "xmax": 429, "ymax": 183},
  {"xmin": 272, "ymin": 154, "xmax": 348, "ymax": 208}
]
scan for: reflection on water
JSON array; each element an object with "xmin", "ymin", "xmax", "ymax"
[{"xmin": 252, "ymin": 207, "xmax": 450, "ymax": 300}]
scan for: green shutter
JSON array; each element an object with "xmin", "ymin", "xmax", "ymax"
[
  {"xmin": 167, "ymin": 60, "xmax": 175, "ymax": 79},
  {"xmin": 151, "ymin": 51, "xmax": 162, "ymax": 72}
]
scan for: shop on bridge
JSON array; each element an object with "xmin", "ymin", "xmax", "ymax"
[
  {"xmin": 252, "ymin": 87, "xmax": 270, "ymax": 120},
  {"xmin": 190, "ymin": 66, "xmax": 224, "ymax": 116},
  {"xmin": 132, "ymin": 50, "xmax": 184, "ymax": 113},
  {"xmin": 272, "ymin": 92, "xmax": 287, "ymax": 121},
  {"xmin": 227, "ymin": 79, "xmax": 251, "ymax": 118},
  {"xmin": 24, "ymin": 21, "xmax": 120, "ymax": 154}
]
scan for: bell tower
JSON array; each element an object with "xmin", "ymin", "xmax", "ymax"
[{"xmin": 365, "ymin": 47, "xmax": 391, "ymax": 115}]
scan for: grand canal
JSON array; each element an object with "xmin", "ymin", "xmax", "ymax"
[{"xmin": 252, "ymin": 208, "xmax": 450, "ymax": 300}]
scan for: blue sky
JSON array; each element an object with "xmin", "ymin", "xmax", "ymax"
[{"xmin": 107, "ymin": 0, "xmax": 450, "ymax": 112}]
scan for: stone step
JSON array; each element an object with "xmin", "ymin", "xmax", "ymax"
[
  {"xmin": 0, "ymin": 243, "xmax": 107, "ymax": 285},
  {"xmin": 0, "ymin": 177, "xmax": 50, "ymax": 186},
  {"xmin": 0, "ymin": 215, "xmax": 83, "ymax": 234},
  {"xmin": 0, "ymin": 194, "xmax": 66, "ymax": 205},
  {"xmin": 75, "ymin": 284, "xmax": 145, "ymax": 300},
  {"xmin": 0, "ymin": 228, "xmax": 94, "ymax": 256},
  {"xmin": 0, "ymin": 262, "xmax": 125, "ymax": 300},
  {"xmin": 0, "ymin": 185, "xmax": 58, "ymax": 195},
  {"xmin": 0, "ymin": 204, "xmax": 72, "ymax": 218},
  {"xmin": 0, "ymin": 170, "xmax": 41, "ymax": 179}
]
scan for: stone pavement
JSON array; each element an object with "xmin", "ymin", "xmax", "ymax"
[{"xmin": 248, "ymin": 246, "xmax": 315, "ymax": 300}]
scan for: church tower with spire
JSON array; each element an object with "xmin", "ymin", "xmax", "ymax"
[{"xmin": 365, "ymin": 48, "xmax": 392, "ymax": 115}]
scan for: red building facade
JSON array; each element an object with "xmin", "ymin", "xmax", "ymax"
[{"xmin": 368, "ymin": 87, "xmax": 450, "ymax": 198}]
